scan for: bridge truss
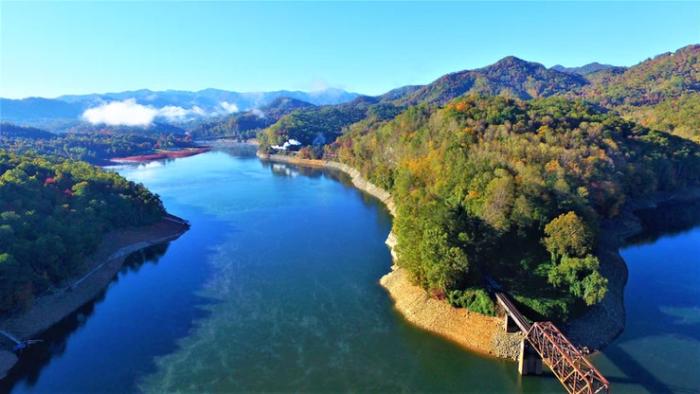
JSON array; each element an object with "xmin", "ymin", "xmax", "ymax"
[
  {"xmin": 495, "ymin": 293, "xmax": 610, "ymax": 394},
  {"xmin": 527, "ymin": 322, "xmax": 610, "ymax": 394}
]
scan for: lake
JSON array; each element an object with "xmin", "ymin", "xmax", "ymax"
[{"xmin": 2, "ymin": 149, "xmax": 698, "ymax": 393}]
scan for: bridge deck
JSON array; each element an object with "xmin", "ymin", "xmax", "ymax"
[{"xmin": 495, "ymin": 292, "xmax": 531, "ymax": 332}]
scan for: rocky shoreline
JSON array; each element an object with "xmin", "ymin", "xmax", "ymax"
[
  {"xmin": 0, "ymin": 214, "xmax": 190, "ymax": 380},
  {"xmin": 566, "ymin": 186, "xmax": 700, "ymax": 349},
  {"xmin": 259, "ymin": 152, "xmax": 700, "ymax": 359}
]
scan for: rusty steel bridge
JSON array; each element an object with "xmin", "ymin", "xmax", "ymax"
[{"xmin": 495, "ymin": 292, "xmax": 610, "ymax": 394}]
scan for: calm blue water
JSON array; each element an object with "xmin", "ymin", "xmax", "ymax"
[
  {"xmin": 2, "ymin": 149, "xmax": 698, "ymax": 393},
  {"xmin": 592, "ymin": 223, "xmax": 700, "ymax": 393}
]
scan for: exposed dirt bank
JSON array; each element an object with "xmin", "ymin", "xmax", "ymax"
[
  {"xmin": 380, "ymin": 265, "xmax": 524, "ymax": 358},
  {"xmin": 110, "ymin": 147, "xmax": 211, "ymax": 163},
  {"xmin": 0, "ymin": 214, "xmax": 189, "ymax": 379}
]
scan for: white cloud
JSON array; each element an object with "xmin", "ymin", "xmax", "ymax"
[
  {"xmin": 83, "ymin": 99, "xmax": 240, "ymax": 126},
  {"xmin": 158, "ymin": 105, "xmax": 207, "ymax": 121},
  {"xmin": 158, "ymin": 105, "xmax": 191, "ymax": 121},
  {"xmin": 82, "ymin": 99, "xmax": 158, "ymax": 126},
  {"xmin": 251, "ymin": 108, "xmax": 265, "ymax": 118},
  {"xmin": 219, "ymin": 101, "xmax": 239, "ymax": 114}
]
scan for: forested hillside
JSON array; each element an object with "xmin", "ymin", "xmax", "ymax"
[
  {"xmin": 0, "ymin": 123, "xmax": 56, "ymax": 139},
  {"xmin": 551, "ymin": 63, "xmax": 625, "ymax": 76},
  {"xmin": 330, "ymin": 95, "xmax": 700, "ymax": 319},
  {"xmin": 1, "ymin": 123, "xmax": 197, "ymax": 164},
  {"xmin": 394, "ymin": 56, "xmax": 588, "ymax": 105},
  {"xmin": 258, "ymin": 96, "xmax": 402, "ymax": 151},
  {"xmin": 580, "ymin": 44, "xmax": 700, "ymax": 141},
  {"xmin": 581, "ymin": 45, "xmax": 700, "ymax": 106},
  {"xmin": 0, "ymin": 151, "xmax": 165, "ymax": 313},
  {"xmin": 258, "ymin": 45, "xmax": 700, "ymax": 147},
  {"xmin": 257, "ymin": 57, "xmax": 599, "ymax": 152},
  {"xmin": 189, "ymin": 97, "xmax": 316, "ymax": 140}
]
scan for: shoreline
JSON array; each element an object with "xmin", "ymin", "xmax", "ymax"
[
  {"xmin": 259, "ymin": 152, "xmax": 700, "ymax": 358},
  {"xmin": 258, "ymin": 152, "xmax": 521, "ymax": 358},
  {"xmin": 565, "ymin": 186, "xmax": 700, "ymax": 349},
  {"xmin": 0, "ymin": 214, "xmax": 190, "ymax": 379},
  {"xmin": 110, "ymin": 147, "xmax": 211, "ymax": 164}
]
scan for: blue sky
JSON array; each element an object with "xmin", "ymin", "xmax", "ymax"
[{"xmin": 1, "ymin": 1, "xmax": 699, "ymax": 99}]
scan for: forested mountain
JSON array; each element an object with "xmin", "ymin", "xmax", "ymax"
[
  {"xmin": 378, "ymin": 85, "xmax": 424, "ymax": 101},
  {"xmin": 581, "ymin": 45, "xmax": 700, "ymax": 106},
  {"xmin": 0, "ymin": 123, "xmax": 56, "ymax": 139},
  {"xmin": 0, "ymin": 150, "xmax": 165, "ymax": 312},
  {"xmin": 189, "ymin": 97, "xmax": 316, "ymax": 140},
  {"xmin": 66, "ymin": 121, "xmax": 187, "ymax": 136},
  {"xmin": 330, "ymin": 95, "xmax": 700, "ymax": 319},
  {"xmin": 579, "ymin": 44, "xmax": 700, "ymax": 141},
  {"xmin": 258, "ymin": 96, "xmax": 402, "ymax": 150},
  {"xmin": 0, "ymin": 98, "xmax": 84, "ymax": 124},
  {"xmin": 551, "ymin": 63, "xmax": 625, "ymax": 76},
  {"xmin": 393, "ymin": 56, "xmax": 588, "ymax": 105},
  {"xmin": 622, "ymin": 93, "xmax": 700, "ymax": 142},
  {"xmin": 260, "ymin": 56, "xmax": 591, "ymax": 146},
  {"xmin": 258, "ymin": 45, "xmax": 700, "ymax": 148},
  {"xmin": 1, "ymin": 123, "xmax": 196, "ymax": 164},
  {"xmin": 57, "ymin": 87, "xmax": 357, "ymax": 108}
]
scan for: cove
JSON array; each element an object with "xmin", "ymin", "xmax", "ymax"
[{"xmin": 1, "ymin": 149, "xmax": 697, "ymax": 393}]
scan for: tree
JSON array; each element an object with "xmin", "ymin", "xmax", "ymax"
[
  {"xmin": 548, "ymin": 255, "xmax": 608, "ymax": 305},
  {"xmin": 543, "ymin": 211, "xmax": 594, "ymax": 260}
]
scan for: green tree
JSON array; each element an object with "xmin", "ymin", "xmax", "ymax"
[
  {"xmin": 543, "ymin": 211, "xmax": 594, "ymax": 260},
  {"xmin": 548, "ymin": 255, "xmax": 608, "ymax": 305}
]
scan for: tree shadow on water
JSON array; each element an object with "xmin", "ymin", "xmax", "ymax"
[{"xmin": 0, "ymin": 241, "xmax": 219, "ymax": 393}]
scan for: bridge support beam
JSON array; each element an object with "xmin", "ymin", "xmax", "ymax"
[
  {"xmin": 518, "ymin": 339, "xmax": 542, "ymax": 376},
  {"xmin": 503, "ymin": 314, "xmax": 519, "ymax": 333}
]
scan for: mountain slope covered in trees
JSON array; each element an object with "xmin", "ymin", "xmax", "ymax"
[
  {"xmin": 330, "ymin": 95, "xmax": 700, "ymax": 319},
  {"xmin": 579, "ymin": 45, "xmax": 700, "ymax": 141},
  {"xmin": 581, "ymin": 45, "xmax": 700, "ymax": 106},
  {"xmin": 551, "ymin": 63, "xmax": 625, "ymax": 76},
  {"xmin": 1, "ymin": 123, "xmax": 197, "ymax": 164},
  {"xmin": 258, "ymin": 96, "xmax": 403, "ymax": 150},
  {"xmin": 394, "ymin": 57, "xmax": 588, "ymax": 105},
  {"xmin": 259, "ymin": 45, "xmax": 700, "ymax": 149},
  {"xmin": 189, "ymin": 97, "xmax": 316, "ymax": 141},
  {"xmin": 0, "ymin": 151, "xmax": 166, "ymax": 312}
]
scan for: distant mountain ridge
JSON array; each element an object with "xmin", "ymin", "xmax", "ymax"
[
  {"xmin": 0, "ymin": 88, "xmax": 359, "ymax": 130},
  {"xmin": 0, "ymin": 122, "xmax": 56, "ymax": 139},
  {"xmin": 4, "ymin": 44, "xmax": 700, "ymax": 143},
  {"xmin": 391, "ymin": 56, "xmax": 588, "ymax": 105},
  {"xmin": 579, "ymin": 44, "xmax": 700, "ymax": 141},
  {"xmin": 551, "ymin": 62, "xmax": 625, "ymax": 76},
  {"xmin": 257, "ymin": 44, "xmax": 700, "ymax": 147},
  {"xmin": 189, "ymin": 96, "xmax": 317, "ymax": 140},
  {"xmin": 580, "ymin": 44, "xmax": 700, "ymax": 106}
]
